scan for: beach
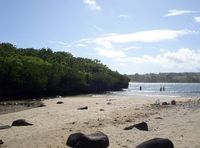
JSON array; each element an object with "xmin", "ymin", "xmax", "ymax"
[{"xmin": 0, "ymin": 95, "xmax": 200, "ymax": 148}]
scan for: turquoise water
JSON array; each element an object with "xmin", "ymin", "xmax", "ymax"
[{"xmin": 111, "ymin": 82, "xmax": 200, "ymax": 97}]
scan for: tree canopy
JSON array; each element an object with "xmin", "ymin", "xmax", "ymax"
[{"xmin": 0, "ymin": 43, "xmax": 130, "ymax": 99}]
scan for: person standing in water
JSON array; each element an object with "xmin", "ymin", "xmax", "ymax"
[
  {"xmin": 160, "ymin": 87, "xmax": 162, "ymax": 91},
  {"xmin": 140, "ymin": 86, "xmax": 142, "ymax": 91}
]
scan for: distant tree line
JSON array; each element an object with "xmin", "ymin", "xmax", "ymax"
[
  {"xmin": 0, "ymin": 43, "xmax": 130, "ymax": 100},
  {"xmin": 128, "ymin": 73, "xmax": 200, "ymax": 83}
]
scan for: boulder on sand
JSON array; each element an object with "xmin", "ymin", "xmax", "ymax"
[
  {"xmin": 124, "ymin": 121, "xmax": 148, "ymax": 131},
  {"xmin": 136, "ymin": 138, "xmax": 174, "ymax": 148},
  {"xmin": 12, "ymin": 119, "xmax": 33, "ymax": 126},
  {"xmin": 66, "ymin": 131, "xmax": 109, "ymax": 148}
]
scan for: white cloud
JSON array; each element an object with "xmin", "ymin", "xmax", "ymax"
[
  {"xmin": 123, "ymin": 46, "xmax": 156, "ymax": 51},
  {"xmin": 93, "ymin": 29, "xmax": 191, "ymax": 48},
  {"xmin": 102, "ymin": 33, "xmax": 118, "ymax": 36},
  {"xmin": 77, "ymin": 43, "xmax": 87, "ymax": 47},
  {"xmin": 123, "ymin": 46, "xmax": 142, "ymax": 51},
  {"xmin": 117, "ymin": 48, "xmax": 200, "ymax": 71},
  {"xmin": 118, "ymin": 14, "xmax": 131, "ymax": 19},
  {"xmin": 95, "ymin": 47, "xmax": 126, "ymax": 58},
  {"xmin": 48, "ymin": 40, "xmax": 69, "ymax": 46},
  {"xmin": 83, "ymin": 0, "xmax": 101, "ymax": 11},
  {"xmin": 76, "ymin": 38, "xmax": 91, "ymax": 43},
  {"xmin": 194, "ymin": 16, "xmax": 200, "ymax": 23},
  {"xmin": 165, "ymin": 9, "xmax": 195, "ymax": 17},
  {"xmin": 93, "ymin": 25, "xmax": 103, "ymax": 31},
  {"xmin": 93, "ymin": 46, "xmax": 200, "ymax": 72}
]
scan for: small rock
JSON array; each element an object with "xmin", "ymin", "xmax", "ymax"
[
  {"xmin": 171, "ymin": 100, "xmax": 176, "ymax": 105},
  {"xmin": 38, "ymin": 103, "xmax": 46, "ymax": 107},
  {"xmin": 71, "ymin": 122, "xmax": 76, "ymax": 125},
  {"xmin": 100, "ymin": 109, "xmax": 104, "ymax": 111},
  {"xmin": 78, "ymin": 106, "xmax": 88, "ymax": 110},
  {"xmin": 107, "ymin": 102, "xmax": 112, "ymax": 105},
  {"xmin": 125, "ymin": 119, "xmax": 132, "ymax": 122},
  {"xmin": 57, "ymin": 101, "xmax": 63, "ymax": 104},
  {"xmin": 155, "ymin": 117, "xmax": 163, "ymax": 119},
  {"xmin": 12, "ymin": 119, "xmax": 33, "ymax": 126},
  {"xmin": 162, "ymin": 102, "xmax": 168, "ymax": 105},
  {"xmin": 124, "ymin": 122, "xmax": 148, "ymax": 131},
  {"xmin": 0, "ymin": 139, "xmax": 3, "ymax": 145},
  {"xmin": 66, "ymin": 131, "xmax": 109, "ymax": 148},
  {"xmin": 136, "ymin": 138, "xmax": 174, "ymax": 148}
]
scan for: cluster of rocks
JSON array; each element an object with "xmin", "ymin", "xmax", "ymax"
[
  {"xmin": 66, "ymin": 132, "xmax": 174, "ymax": 148},
  {"xmin": 0, "ymin": 119, "xmax": 174, "ymax": 148},
  {"xmin": 0, "ymin": 101, "xmax": 176, "ymax": 148},
  {"xmin": 66, "ymin": 121, "xmax": 174, "ymax": 148},
  {"xmin": 161, "ymin": 100, "xmax": 176, "ymax": 106}
]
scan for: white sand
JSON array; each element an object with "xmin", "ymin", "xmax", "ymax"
[{"xmin": 0, "ymin": 95, "xmax": 200, "ymax": 148}]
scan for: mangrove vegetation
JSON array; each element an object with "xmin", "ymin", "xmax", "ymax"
[{"xmin": 0, "ymin": 43, "xmax": 130, "ymax": 99}]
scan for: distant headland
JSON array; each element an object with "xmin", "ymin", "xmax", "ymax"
[{"xmin": 128, "ymin": 72, "xmax": 200, "ymax": 83}]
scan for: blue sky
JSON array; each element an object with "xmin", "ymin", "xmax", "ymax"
[{"xmin": 1, "ymin": 0, "xmax": 200, "ymax": 74}]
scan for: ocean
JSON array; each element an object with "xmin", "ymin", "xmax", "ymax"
[{"xmin": 111, "ymin": 82, "xmax": 200, "ymax": 97}]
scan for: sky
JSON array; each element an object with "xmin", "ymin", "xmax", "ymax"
[{"xmin": 0, "ymin": 0, "xmax": 200, "ymax": 74}]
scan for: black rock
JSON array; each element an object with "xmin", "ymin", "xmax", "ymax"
[
  {"xmin": 12, "ymin": 119, "xmax": 33, "ymax": 126},
  {"xmin": 0, "ymin": 139, "xmax": 3, "ymax": 145},
  {"xmin": 124, "ymin": 122, "xmax": 148, "ymax": 131},
  {"xmin": 57, "ymin": 101, "xmax": 63, "ymax": 104},
  {"xmin": 136, "ymin": 138, "xmax": 174, "ymax": 148},
  {"xmin": 77, "ymin": 106, "xmax": 88, "ymax": 110},
  {"xmin": 162, "ymin": 102, "xmax": 168, "ymax": 105},
  {"xmin": 171, "ymin": 100, "xmax": 176, "ymax": 105},
  {"xmin": 38, "ymin": 103, "xmax": 46, "ymax": 107},
  {"xmin": 155, "ymin": 117, "xmax": 163, "ymax": 119},
  {"xmin": 107, "ymin": 102, "xmax": 112, "ymax": 105},
  {"xmin": 66, "ymin": 131, "xmax": 109, "ymax": 148}
]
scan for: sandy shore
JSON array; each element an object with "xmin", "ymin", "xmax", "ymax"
[{"xmin": 0, "ymin": 95, "xmax": 200, "ymax": 148}]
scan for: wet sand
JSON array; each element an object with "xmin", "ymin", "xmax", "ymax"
[
  {"xmin": 0, "ymin": 100, "xmax": 44, "ymax": 115},
  {"xmin": 0, "ymin": 95, "xmax": 200, "ymax": 148}
]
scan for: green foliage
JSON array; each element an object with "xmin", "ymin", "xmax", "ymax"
[
  {"xmin": 0, "ymin": 43, "xmax": 129, "ymax": 99},
  {"xmin": 128, "ymin": 73, "xmax": 200, "ymax": 83}
]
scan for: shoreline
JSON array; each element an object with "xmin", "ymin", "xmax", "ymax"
[
  {"xmin": 0, "ymin": 95, "xmax": 200, "ymax": 148},
  {"xmin": 0, "ymin": 100, "xmax": 44, "ymax": 115}
]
